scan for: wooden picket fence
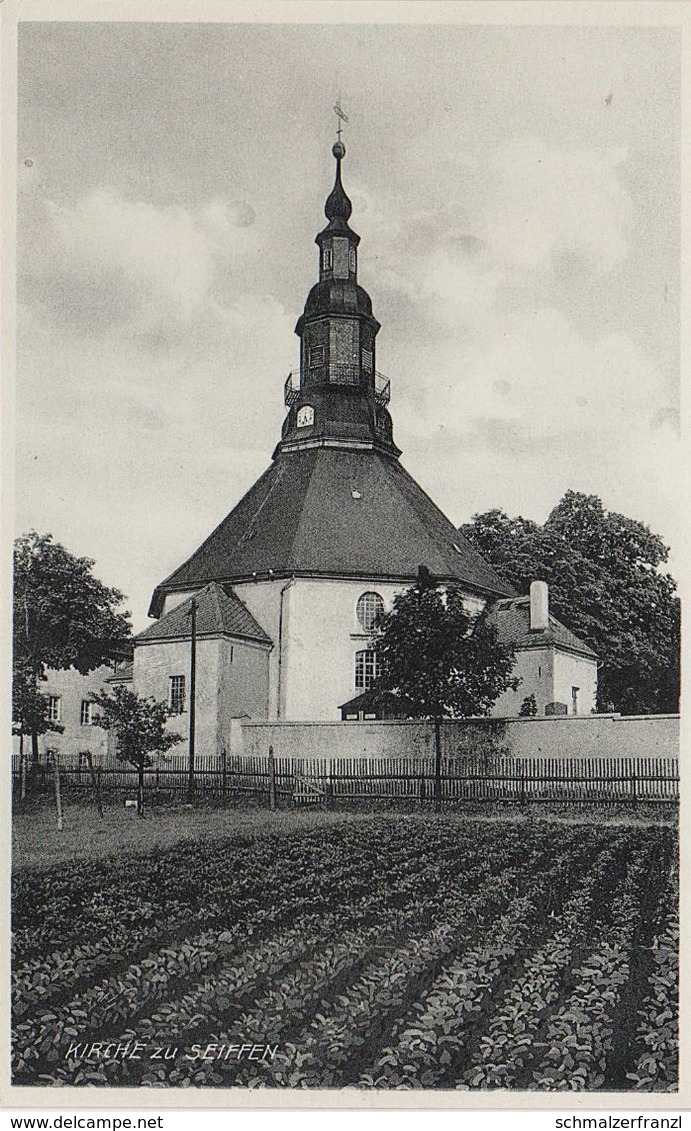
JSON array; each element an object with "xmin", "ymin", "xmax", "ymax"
[{"xmin": 12, "ymin": 751, "xmax": 679, "ymax": 807}]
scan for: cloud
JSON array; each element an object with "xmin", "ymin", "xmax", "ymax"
[
  {"xmin": 334, "ymin": 136, "xmax": 676, "ymax": 554},
  {"xmin": 19, "ymin": 184, "xmax": 262, "ymax": 340},
  {"xmin": 371, "ymin": 135, "xmax": 660, "ymax": 449},
  {"xmin": 201, "ymin": 198, "xmax": 256, "ymax": 233},
  {"xmin": 476, "ymin": 136, "xmax": 633, "ymax": 275},
  {"xmin": 397, "ymin": 302, "xmax": 669, "ymax": 443},
  {"xmin": 344, "ymin": 136, "xmax": 637, "ymax": 396},
  {"xmin": 419, "ymin": 236, "xmax": 502, "ymax": 335}
]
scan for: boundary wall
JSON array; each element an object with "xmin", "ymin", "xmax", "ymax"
[{"xmin": 234, "ymin": 714, "xmax": 679, "ymax": 763}]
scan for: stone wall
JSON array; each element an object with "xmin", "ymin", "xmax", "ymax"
[{"xmin": 236, "ymin": 713, "xmax": 679, "ymax": 762}]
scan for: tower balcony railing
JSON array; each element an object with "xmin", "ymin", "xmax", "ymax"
[
  {"xmin": 284, "ymin": 371, "xmax": 301, "ymax": 406},
  {"xmin": 283, "ymin": 366, "xmax": 391, "ymax": 407},
  {"xmin": 374, "ymin": 371, "xmax": 391, "ymax": 407}
]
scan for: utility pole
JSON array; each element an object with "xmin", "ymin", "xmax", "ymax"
[{"xmin": 187, "ymin": 596, "xmax": 197, "ymax": 803}]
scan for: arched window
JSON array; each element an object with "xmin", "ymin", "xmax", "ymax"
[
  {"xmin": 355, "ymin": 649, "xmax": 381, "ymax": 691},
  {"xmin": 356, "ymin": 591, "xmax": 384, "ymax": 633}
]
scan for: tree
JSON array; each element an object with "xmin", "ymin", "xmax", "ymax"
[
  {"xmin": 13, "ymin": 532, "xmax": 132, "ymax": 762},
  {"xmin": 91, "ymin": 686, "xmax": 182, "ymax": 816},
  {"xmin": 372, "ymin": 572, "xmax": 519, "ymax": 811},
  {"xmin": 519, "ymin": 693, "xmax": 538, "ymax": 718},
  {"xmin": 460, "ymin": 491, "xmax": 679, "ymax": 714},
  {"xmin": 12, "ymin": 657, "xmax": 64, "ymax": 794},
  {"xmin": 12, "ymin": 657, "xmax": 63, "ymax": 741}
]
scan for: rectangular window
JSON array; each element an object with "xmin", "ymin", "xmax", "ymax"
[
  {"xmin": 355, "ymin": 649, "xmax": 381, "ymax": 691},
  {"xmin": 80, "ymin": 700, "xmax": 96, "ymax": 726},
  {"xmin": 309, "ymin": 345, "xmax": 324, "ymax": 367},
  {"xmin": 362, "ymin": 348, "xmax": 373, "ymax": 373},
  {"xmin": 47, "ymin": 696, "xmax": 61, "ymax": 723},
  {"xmin": 169, "ymin": 675, "xmax": 186, "ymax": 714},
  {"xmin": 571, "ymin": 686, "xmax": 580, "ymax": 715},
  {"xmin": 322, "ymin": 247, "xmax": 333, "ymax": 270}
]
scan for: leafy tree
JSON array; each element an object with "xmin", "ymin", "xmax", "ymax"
[
  {"xmin": 374, "ymin": 579, "xmax": 519, "ymax": 719},
  {"xmin": 519, "ymin": 693, "xmax": 538, "ymax": 717},
  {"xmin": 372, "ymin": 571, "xmax": 518, "ymax": 810},
  {"xmin": 12, "ymin": 656, "xmax": 64, "ymax": 772},
  {"xmin": 13, "ymin": 532, "xmax": 131, "ymax": 761},
  {"xmin": 460, "ymin": 491, "xmax": 679, "ymax": 714},
  {"xmin": 91, "ymin": 686, "xmax": 182, "ymax": 816}
]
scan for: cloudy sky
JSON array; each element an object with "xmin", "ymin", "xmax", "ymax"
[{"xmin": 16, "ymin": 19, "xmax": 680, "ymax": 628}]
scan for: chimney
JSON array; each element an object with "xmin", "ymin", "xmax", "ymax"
[{"xmin": 530, "ymin": 580, "xmax": 549, "ymax": 632}]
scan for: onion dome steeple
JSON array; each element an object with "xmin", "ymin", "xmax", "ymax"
[
  {"xmin": 322, "ymin": 140, "xmax": 354, "ymax": 229},
  {"xmin": 276, "ymin": 137, "xmax": 398, "ymax": 459}
]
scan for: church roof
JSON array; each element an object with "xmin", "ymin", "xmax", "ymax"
[
  {"xmin": 338, "ymin": 689, "xmax": 410, "ymax": 717},
  {"xmin": 491, "ymin": 597, "xmax": 597, "ymax": 659},
  {"xmin": 148, "ymin": 448, "xmax": 515, "ymax": 616},
  {"xmin": 140, "ymin": 582, "xmax": 272, "ymax": 646},
  {"xmin": 106, "ymin": 661, "xmax": 133, "ymax": 683}
]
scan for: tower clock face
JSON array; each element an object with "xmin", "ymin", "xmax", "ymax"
[{"xmin": 297, "ymin": 405, "xmax": 314, "ymax": 428}]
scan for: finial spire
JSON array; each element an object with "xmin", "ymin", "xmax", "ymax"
[
  {"xmin": 333, "ymin": 99, "xmax": 348, "ymax": 144},
  {"xmin": 324, "ymin": 109, "xmax": 352, "ymax": 225}
]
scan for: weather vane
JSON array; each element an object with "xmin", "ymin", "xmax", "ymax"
[{"xmin": 333, "ymin": 99, "xmax": 349, "ymax": 142}]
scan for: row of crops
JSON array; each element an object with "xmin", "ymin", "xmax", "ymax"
[{"xmin": 12, "ymin": 815, "xmax": 678, "ymax": 1091}]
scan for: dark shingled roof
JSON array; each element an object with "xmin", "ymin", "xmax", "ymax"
[
  {"xmin": 338, "ymin": 689, "xmax": 409, "ymax": 717},
  {"xmin": 491, "ymin": 597, "xmax": 597, "ymax": 659},
  {"xmin": 106, "ymin": 661, "xmax": 133, "ymax": 683},
  {"xmin": 149, "ymin": 448, "xmax": 515, "ymax": 616},
  {"xmin": 139, "ymin": 583, "xmax": 272, "ymax": 646}
]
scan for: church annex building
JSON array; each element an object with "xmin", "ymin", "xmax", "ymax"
[{"xmin": 106, "ymin": 140, "xmax": 598, "ymax": 750}]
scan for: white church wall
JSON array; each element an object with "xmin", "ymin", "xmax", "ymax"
[
  {"xmin": 490, "ymin": 646, "xmax": 554, "ymax": 718},
  {"xmin": 240, "ymin": 577, "xmax": 483, "ymax": 722},
  {"xmin": 217, "ymin": 637, "xmax": 271, "ymax": 742},
  {"xmin": 234, "ymin": 576, "xmax": 408, "ymax": 721},
  {"xmin": 159, "ymin": 576, "xmax": 492, "ymax": 724},
  {"xmin": 233, "ymin": 578, "xmax": 294, "ymax": 719},
  {"xmin": 552, "ymin": 651, "xmax": 598, "ymax": 715},
  {"xmin": 277, "ymin": 578, "xmax": 402, "ymax": 721},
  {"xmin": 134, "ymin": 638, "xmax": 222, "ymax": 755},
  {"xmin": 160, "ymin": 589, "xmax": 197, "ymax": 616}
]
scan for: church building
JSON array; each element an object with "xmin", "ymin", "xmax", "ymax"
[{"xmin": 121, "ymin": 139, "xmax": 596, "ymax": 744}]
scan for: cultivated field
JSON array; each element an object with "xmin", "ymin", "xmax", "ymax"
[{"xmin": 11, "ymin": 814, "xmax": 678, "ymax": 1091}]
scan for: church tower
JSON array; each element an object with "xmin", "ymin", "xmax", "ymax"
[
  {"xmin": 141, "ymin": 137, "xmax": 514, "ymax": 726},
  {"xmin": 279, "ymin": 141, "xmax": 397, "ymax": 458}
]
